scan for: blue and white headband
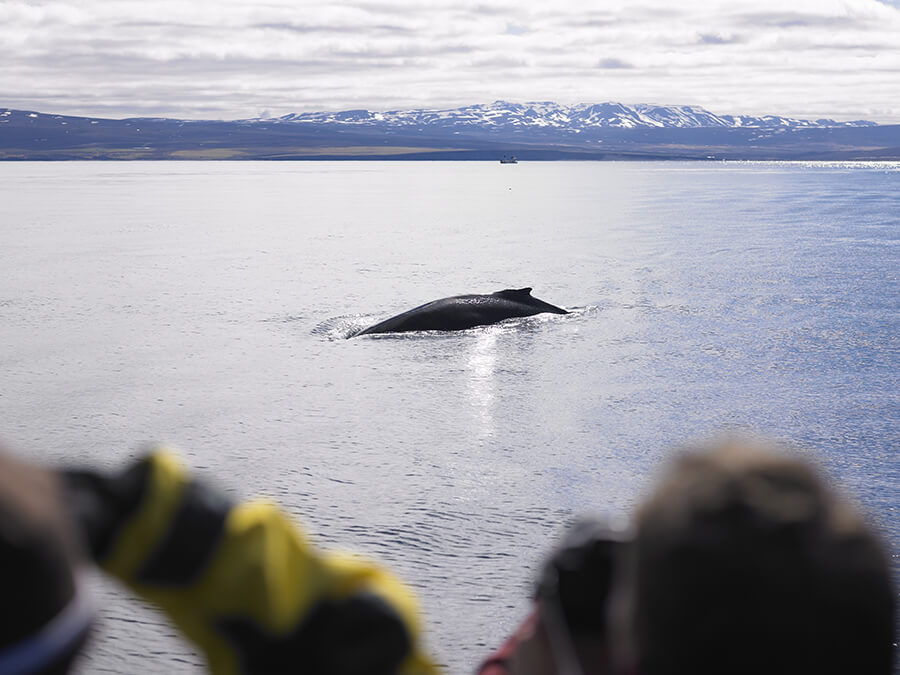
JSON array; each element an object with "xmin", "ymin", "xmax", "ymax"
[{"xmin": 0, "ymin": 570, "xmax": 94, "ymax": 675}]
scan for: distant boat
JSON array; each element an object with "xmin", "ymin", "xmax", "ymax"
[{"xmin": 500, "ymin": 155, "xmax": 518, "ymax": 164}]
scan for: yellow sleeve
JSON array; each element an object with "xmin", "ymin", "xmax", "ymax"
[{"xmin": 93, "ymin": 450, "xmax": 439, "ymax": 675}]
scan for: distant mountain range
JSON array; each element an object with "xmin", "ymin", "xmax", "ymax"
[
  {"xmin": 2, "ymin": 101, "xmax": 898, "ymax": 160},
  {"xmin": 269, "ymin": 101, "xmax": 878, "ymax": 131}
]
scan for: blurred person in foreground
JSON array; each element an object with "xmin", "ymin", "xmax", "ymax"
[
  {"xmin": 479, "ymin": 440, "xmax": 896, "ymax": 675},
  {"xmin": 0, "ymin": 451, "xmax": 92, "ymax": 675},
  {"xmin": 1, "ymin": 445, "xmax": 438, "ymax": 675},
  {"xmin": 1, "ymin": 439, "xmax": 894, "ymax": 675}
]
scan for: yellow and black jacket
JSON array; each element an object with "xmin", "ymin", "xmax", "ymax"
[{"xmin": 65, "ymin": 450, "xmax": 439, "ymax": 675}]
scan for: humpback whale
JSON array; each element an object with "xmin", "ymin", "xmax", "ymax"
[{"xmin": 355, "ymin": 287, "xmax": 568, "ymax": 336}]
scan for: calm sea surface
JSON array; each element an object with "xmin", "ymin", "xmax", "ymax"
[{"xmin": 1, "ymin": 161, "xmax": 898, "ymax": 673}]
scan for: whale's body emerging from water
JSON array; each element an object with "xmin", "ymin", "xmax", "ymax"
[{"xmin": 356, "ymin": 288, "xmax": 568, "ymax": 336}]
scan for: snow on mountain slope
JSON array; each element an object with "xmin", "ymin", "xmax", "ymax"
[
  {"xmin": 269, "ymin": 101, "xmax": 875, "ymax": 130},
  {"xmin": 1, "ymin": 102, "xmax": 876, "ymax": 133}
]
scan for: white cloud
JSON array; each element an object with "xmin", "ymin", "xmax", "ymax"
[{"xmin": 1, "ymin": 0, "xmax": 899, "ymax": 121}]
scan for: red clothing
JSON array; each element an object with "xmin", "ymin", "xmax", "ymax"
[{"xmin": 476, "ymin": 609, "xmax": 539, "ymax": 675}]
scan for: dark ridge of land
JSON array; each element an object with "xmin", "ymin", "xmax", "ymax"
[{"xmin": 2, "ymin": 107, "xmax": 899, "ymax": 160}]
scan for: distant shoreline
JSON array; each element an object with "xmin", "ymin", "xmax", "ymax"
[
  {"xmin": 3, "ymin": 154, "xmax": 900, "ymax": 161},
  {"xmin": 3, "ymin": 105, "xmax": 899, "ymax": 161}
]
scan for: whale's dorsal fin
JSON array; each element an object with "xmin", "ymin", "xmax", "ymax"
[{"xmin": 495, "ymin": 287, "xmax": 533, "ymax": 300}]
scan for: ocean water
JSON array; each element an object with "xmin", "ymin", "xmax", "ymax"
[{"xmin": 0, "ymin": 160, "xmax": 897, "ymax": 673}]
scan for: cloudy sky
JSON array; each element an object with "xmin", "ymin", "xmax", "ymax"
[{"xmin": 3, "ymin": 0, "xmax": 900, "ymax": 122}]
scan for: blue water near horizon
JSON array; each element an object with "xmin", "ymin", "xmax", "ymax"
[{"xmin": 0, "ymin": 160, "xmax": 897, "ymax": 672}]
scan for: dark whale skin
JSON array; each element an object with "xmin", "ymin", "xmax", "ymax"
[{"xmin": 356, "ymin": 288, "xmax": 568, "ymax": 336}]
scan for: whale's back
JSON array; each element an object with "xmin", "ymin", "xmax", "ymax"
[{"xmin": 356, "ymin": 289, "xmax": 567, "ymax": 336}]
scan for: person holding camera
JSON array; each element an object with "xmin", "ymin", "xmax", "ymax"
[{"xmin": 478, "ymin": 441, "xmax": 895, "ymax": 675}]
